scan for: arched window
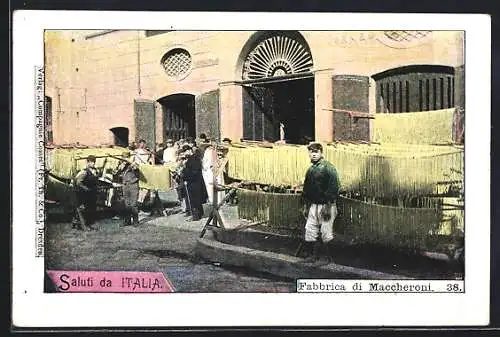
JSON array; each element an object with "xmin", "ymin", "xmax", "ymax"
[
  {"xmin": 238, "ymin": 32, "xmax": 315, "ymax": 143},
  {"xmin": 372, "ymin": 65, "xmax": 455, "ymax": 113}
]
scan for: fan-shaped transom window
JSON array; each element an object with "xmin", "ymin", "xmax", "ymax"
[
  {"xmin": 242, "ymin": 33, "xmax": 313, "ymax": 80},
  {"xmin": 161, "ymin": 48, "xmax": 192, "ymax": 79}
]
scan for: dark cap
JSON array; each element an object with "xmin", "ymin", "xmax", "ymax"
[
  {"xmin": 181, "ymin": 144, "xmax": 193, "ymax": 152},
  {"xmin": 307, "ymin": 142, "xmax": 323, "ymax": 152},
  {"xmin": 87, "ymin": 155, "xmax": 97, "ymax": 162},
  {"xmin": 217, "ymin": 145, "xmax": 229, "ymax": 153}
]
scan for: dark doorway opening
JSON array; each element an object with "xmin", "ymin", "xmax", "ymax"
[
  {"xmin": 110, "ymin": 127, "xmax": 129, "ymax": 147},
  {"xmin": 158, "ymin": 94, "xmax": 196, "ymax": 141},
  {"xmin": 242, "ymin": 77, "xmax": 314, "ymax": 144}
]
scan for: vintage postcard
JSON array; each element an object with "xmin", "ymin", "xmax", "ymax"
[{"xmin": 12, "ymin": 11, "xmax": 490, "ymax": 328}]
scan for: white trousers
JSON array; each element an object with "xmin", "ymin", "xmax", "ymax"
[
  {"xmin": 202, "ymin": 170, "xmax": 214, "ymax": 203},
  {"xmin": 305, "ymin": 203, "xmax": 338, "ymax": 243},
  {"xmin": 137, "ymin": 188, "xmax": 149, "ymax": 203},
  {"xmin": 202, "ymin": 170, "xmax": 225, "ymax": 204}
]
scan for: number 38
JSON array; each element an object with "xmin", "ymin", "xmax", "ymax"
[{"xmin": 447, "ymin": 283, "xmax": 462, "ymax": 292}]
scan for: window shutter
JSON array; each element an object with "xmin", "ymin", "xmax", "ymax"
[
  {"xmin": 454, "ymin": 65, "xmax": 465, "ymax": 110},
  {"xmin": 332, "ymin": 75, "xmax": 370, "ymax": 141},
  {"xmin": 242, "ymin": 86, "xmax": 277, "ymax": 142},
  {"xmin": 195, "ymin": 89, "xmax": 220, "ymax": 142},
  {"xmin": 134, "ymin": 99, "xmax": 156, "ymax": 150},
  {"xmin": 453, "ymin": 65, "xmax": 465, "ymax": 144}
]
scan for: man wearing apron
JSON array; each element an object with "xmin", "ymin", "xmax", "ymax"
[
  {"xmin": 73, "ymin": 155, "xmax": 99, "ymax": 231},
  {"xmin": 132, "ymin": 139, "xmax": 152, "ymax": 208},
  {"xmin": 119, "ymin": 159, "xmax": 141, "ymax": 227}
]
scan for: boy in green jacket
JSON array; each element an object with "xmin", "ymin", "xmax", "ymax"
[{"xmin": 301, "ymin": 142, "xmax": 340, "ymax": 266}]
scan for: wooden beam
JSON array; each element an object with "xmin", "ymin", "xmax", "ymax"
[{"xmin": 323, "ymin": 108, "xmax": 375, "ymax": 119}]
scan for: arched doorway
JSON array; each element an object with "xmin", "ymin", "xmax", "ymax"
[
  {"xmin": 110, "ymin": 127, "xmax": 129, "ymax": 147},
  {"xmin": 238, "ymin": 31, "xmax": 315, "ymax": 144},
  {"xmin": 158, "ymin": 93, "xmax": 196, "ymax": 141}
]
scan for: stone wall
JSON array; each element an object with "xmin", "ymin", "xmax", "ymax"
[{"xmin": 44, "ymin": 30, "xmax": 464, "ymax": 145}]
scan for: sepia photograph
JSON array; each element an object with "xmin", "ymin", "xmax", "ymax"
[{"xmin": 11, "ymin": 11, "xmax": 490, "ymax": 327}]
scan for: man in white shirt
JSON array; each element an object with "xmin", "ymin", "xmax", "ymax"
[
  {"xmin": 133, "ymin": 139, "xmax": 153, "ymax": 165},
  {"xmin": 201, "ymin": 142, "xmax": 216, "ymax": 203},
  {"xmin": 131, "ymin": 139, "xmax": 152, "ymax": 207},
  {"xmin": 162, "ymin": 138, "xmax": 177, "ymax": 165}
]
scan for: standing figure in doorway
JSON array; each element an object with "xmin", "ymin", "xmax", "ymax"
[
  {"xmin": 279, "ymin": 122, "xmax": 285, "ymax": 142},
  {"xmin": 301, "ymin": 142, "xmax": 340, "ymax": 265}
]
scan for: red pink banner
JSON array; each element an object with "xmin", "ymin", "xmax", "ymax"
[{"xmin": 46, "ymin": 270, "xmax": 175, "ymax": 293}]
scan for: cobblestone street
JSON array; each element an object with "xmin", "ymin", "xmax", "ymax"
[{"xmin": 44, "ymin": 209, "xmax": 295, "ymax": 293}]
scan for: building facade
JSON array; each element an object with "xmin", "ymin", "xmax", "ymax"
[{"xmin": 44, "ymin": 30, "xmax": 464, "ymax": 148}]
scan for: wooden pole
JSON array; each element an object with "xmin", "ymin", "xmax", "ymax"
[
  {"xmin": 199, "ymin": 185, "xmax": 239, "ymax": 238},
  {"xmin": 213, "ymin": 143, "xmax": 219, "ymax": 227}
]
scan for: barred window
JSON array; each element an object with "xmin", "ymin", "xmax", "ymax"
[
  {"xmin": 373, "ymin": 65, "xmax": 455, "ymax": 113},
  {"xmin": 161, "ymin": 48, "xmax": 192, "ymax": 80}
]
